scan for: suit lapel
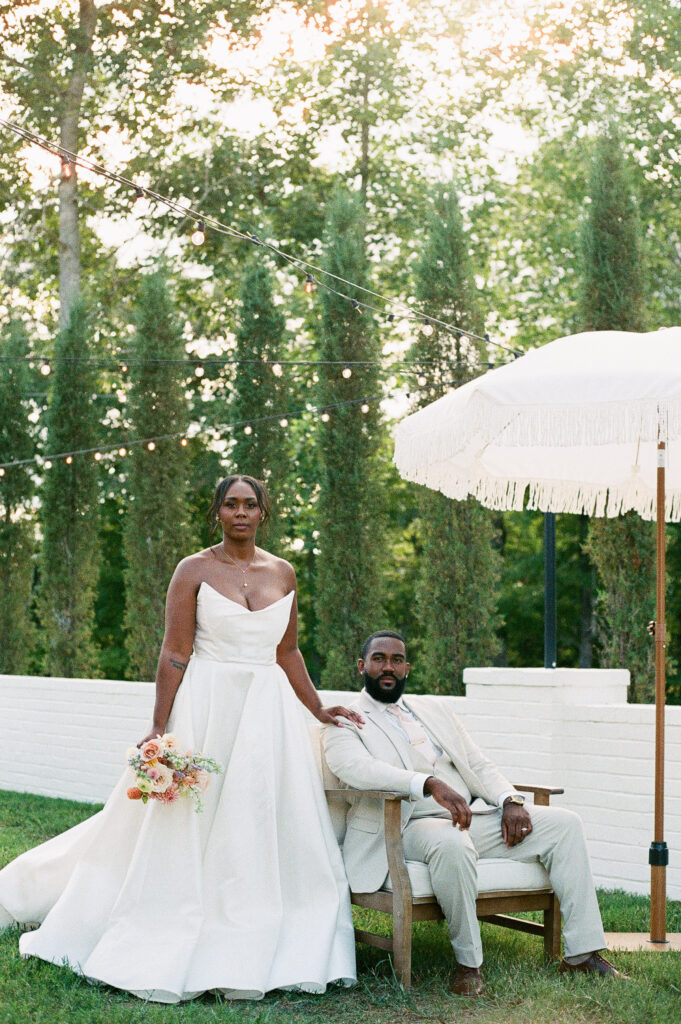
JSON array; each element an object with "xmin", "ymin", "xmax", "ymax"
[{"xmin": 358, "ymin": 690, "xmax": 414, "ymax": 770}]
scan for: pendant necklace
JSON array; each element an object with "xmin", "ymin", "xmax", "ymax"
[{"xmin": 212, "ymin": 545, "xmax": 253, "ymax": 588}]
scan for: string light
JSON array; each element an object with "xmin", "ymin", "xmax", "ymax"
[
  {"xmin": 0, "ymin": 468, "xmax": 4, "ymax": 477},
  {"xmin": 342, "ymin": 365, "xmax": 352, "ymax": 379},
  {"xmin": 305, "ymin": 274, "xmax": 314, "ymax": 295},
  {"xmin": 180, "ymin": 437, "xmax": 188, "ymax": 446},
  {"xmin": 1, "ymin": 376, "xmax": 459, "ymax": 473},
  {"xmin": 120, "ymin": 363, "xmax": 128, "ymax": 373},
  {"xmin": 190, "ymin": 220, "xmax": 206, "ymax": 246},
  {"xmin": 0, "ymin": 119, "xmax": 522, "ymax": 358},
  {"xmin": 60, "ymin": 157, "xmax": 73, "ymax": 180},
  {"xmin": 40, "ymin": 361, "xmax": 51, "ymax": 376},
  {"xmin": 194, "ymin": 363, "xmax": 205, "ymax": 378},
  {"xmin": 133, "ymin": 187, "xmax": 152, "ymax": 217},
  {"xmin": 417, "ymin": 373, "xmax": 427, "ymax": 386},
  {"xmin": 272, "ymin": 363, "xmax": 283, "ymax": 377},
  {"xmin": 422, "ymin": 318, "xmax": 434, "ymax": 337}
]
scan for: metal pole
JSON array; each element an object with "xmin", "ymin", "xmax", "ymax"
[
  {"xmin": 650, "ymin": 441, "xmax": 668, "ymax": 942},
  {"xmin": 544, "ymin": 512, "xmax": 557, "ymax": 669}
]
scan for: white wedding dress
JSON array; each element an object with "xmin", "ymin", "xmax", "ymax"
[{"xmin": 0, "ymin": 583, "xmax": 356, "ymax": 1002}]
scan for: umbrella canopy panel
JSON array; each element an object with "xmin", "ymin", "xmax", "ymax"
[{"xmin": 395, "ymin": 328, "xmax": 681, "ymax": 521}]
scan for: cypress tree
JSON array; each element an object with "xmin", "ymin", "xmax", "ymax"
[
  {"xmin": 315, "ymin": 187, "xmax": 385, "ymax": 687},
  {"xmin": 0, "ymin": 322, "xmax": 36, "ymax": 672},
  {"xmin": 39, "ymin": 302, "xmax": 100, "ymax": 676},
  {"xmin": 123, "ymin": 272, "xmax": 195, "ymax": 681},
  {"xmin": 229, "ymin": 258, "xmax": 288, "ymax": 552},
  {"xmin": 581, "ymin": 128, "xmax": 654, "ymax": 702},
  {"xmin": 410, "ymin": 185, "xmax": 501, "ymax": 694}
]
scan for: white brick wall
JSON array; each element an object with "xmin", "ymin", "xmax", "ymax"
[{"xmin": 1, "ymin": 668, "xmax": 679, "ymax": 900}]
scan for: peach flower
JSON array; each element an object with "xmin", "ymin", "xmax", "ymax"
[
  {"xmin": 127, "ymin": 787, "xmax": 143, "ymax": 800},
  {"xmin": 155, "ymin": 784, "xmax": 180, "ymax": 804},
  {"xmin": 161, "ymin": 733, "xmax": 180, "ymax": 751},
  {"xmin": 150, "ymin": 764, "xmax": 174, "ymax": 793},
  {"xmin": 140, "ymin": 739, "xmax": 163, "ymax": 762}
]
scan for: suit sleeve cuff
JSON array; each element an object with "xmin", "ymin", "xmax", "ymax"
[
  {"xmin": 498, "ymin": 789, "xmax": 515, "ymax": 809},
  {"xmin": 410, "ymin": 773, "xmax": 431, "ymax": 800}
]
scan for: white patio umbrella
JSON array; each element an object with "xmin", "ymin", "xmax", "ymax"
[{"xmin": 394, "ymin": 326, "xmax": 681, "ymax": 944}]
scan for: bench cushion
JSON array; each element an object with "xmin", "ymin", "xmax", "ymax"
[{"xmin": 382, "ymin": 858, "xmax": 551, "ymax": 898}]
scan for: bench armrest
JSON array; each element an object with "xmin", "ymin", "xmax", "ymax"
[
  {"xmin": 513, "ymin": 783, "xmax": 564, "ymax": 807},
  {"xmin": 324, "ymin": 787, "xmax": 404, "ymax": 801}
]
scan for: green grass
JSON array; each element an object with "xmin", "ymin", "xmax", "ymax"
[{"xmin": 1, "ymin": 790, "xmax": 680, "ymax": 1024}]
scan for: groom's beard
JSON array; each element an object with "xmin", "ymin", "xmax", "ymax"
[{"xmin": 363, "ymin": 670, "xmax": 407, "ymax": 704}]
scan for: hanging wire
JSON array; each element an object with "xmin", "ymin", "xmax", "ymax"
[{"xmin": 0, "ymin": 118, "xmax": 523, "ymax": 358}]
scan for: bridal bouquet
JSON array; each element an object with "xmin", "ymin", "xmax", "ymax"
[{"xmin": 126, "ymin": 734, "xmax": 220, "ymax": 813}]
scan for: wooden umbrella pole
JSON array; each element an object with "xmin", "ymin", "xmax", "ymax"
[{"xmin": 650, "ymin": 440, "xmax": 668, "ymax": 942}]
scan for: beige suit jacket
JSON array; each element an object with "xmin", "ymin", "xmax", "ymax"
[{"xmin": 322, "ymin": 691, "xmax": 514, "ymax": 893}]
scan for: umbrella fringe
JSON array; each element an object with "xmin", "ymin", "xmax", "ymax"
[{"xmin": 395, "ymin": 398, "xmax": 681, "ymax": 472}]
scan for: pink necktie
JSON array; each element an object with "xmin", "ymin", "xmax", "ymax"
[{"xmin": 386, "ymin": 704, "xmax": 437, "ymax": 766}]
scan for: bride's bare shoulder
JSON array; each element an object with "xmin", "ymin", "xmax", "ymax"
[
  {"xmin": 171, "ymin": 548, "xmax": 216, "ymax": 583},
  {"xmin": 257, "ymin": 549, "xmax": 296, "ymax": 588}
]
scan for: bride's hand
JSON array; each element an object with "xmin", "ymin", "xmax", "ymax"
[
  {"xmin": 315, "ymin": 705, "xmax": 364, "ymax": 729},
  {"xmin": 137, "ymin": 730, "xmax": 163, "ymax": 748}
]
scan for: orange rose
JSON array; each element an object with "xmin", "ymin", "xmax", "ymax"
[{"xmin": 127, "ymin": 787, "xmax": 143, "ymax": 800}]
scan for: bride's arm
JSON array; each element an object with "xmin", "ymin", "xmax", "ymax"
[
  {"xmin": 138, "ymin": 559, "xmax": 198, "ymax": 746},
  {"xmin": 276, "ymin": 566, "xmax": 364, "ymax": 729}
]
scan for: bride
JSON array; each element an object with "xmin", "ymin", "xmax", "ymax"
[{"xmin": 0, "ymin": 474, "xmax": 360, "ymax": 1002}]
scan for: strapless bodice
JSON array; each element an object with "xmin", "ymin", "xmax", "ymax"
[{"xmin": 191, "ymin": 582, "xmax": 294, "ymax": 665}]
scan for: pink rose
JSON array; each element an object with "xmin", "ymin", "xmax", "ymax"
[
  {"xmin": 140, "ymin": 739, "xmax": 163, "ymax": 762},
  {"xmin": 145, "ymin": 766, "xmax": 161, "ymax": 780}
]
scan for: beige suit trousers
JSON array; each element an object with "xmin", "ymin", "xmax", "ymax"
[{"xmin": 401, "ymin": 804, "xmax": 606, "ymax": 968}]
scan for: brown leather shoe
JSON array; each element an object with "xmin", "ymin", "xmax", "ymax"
[
  {"xmin": 559, "ymin": 952, "xmax": 629, "ymax": 980},
  {"xmin": 451, "ymin": 964, "xmax": 484, "ymax": 997}
]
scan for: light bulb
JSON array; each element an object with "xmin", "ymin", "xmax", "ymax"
[
  {"xmin": 180, "ymin": 437, "xmax": 188, "ymax": 447},
  {"xmin": 342, "ymin": 365, "xmax": 352, "ymax": 379},
  {"xmin": 244, "ymin": 425, "xmax": 253, "ymax": 435},
  {"xmin": 94, "ymin": 451, "xmax": 102, "ymax": 461},
  {"xmin": 191, "ymin": 221, "xmax": 206, "ymax": 246},
  {"xmin": 422, "ymin": 320, "xmax": 434, "ymax": 337},
  {"xmin": 147, "ymin": 441, "xmax": 156, "ymax": 451},
  {"xmin": 361, "ymin": 401, "xmax": 370, "ymax": 414},
  {"xmin": 321, "ymin": 411, "xmax": 330, "ymax": 422},
  {"xmin": 40, "ymin": 361, "xmax": 51, "ymax": 376},
  {"xmin": 61, "ymin": 157, "xmax": 73, "ymax": 180},
  {"xmin": 280, "ymin": 418, "xmax": 288, "ymax": 428},
  {"xmin": 194, "ymin": 363, "xmax": 205, "ymax": 377},
  {"xmin": 65, "ymin": 456, "xmax": 73, "ymax": 464},
  {"xmin": 417, "ymin": 374, "xmax": 427, "ymax": 387},
  {"xmin": 305, "ymin": 274, "xmax": 314, "ymax": 295},
  {"xmin": 118, "ymin": 447, "xmax": 127, "ymax": 457},
  {"xmin": 133, "ymin": 187, "xmax": 152, "ymax": 217},
  {"xmin": 0, "ymin": 468, "xmax": 5, "ymax": 477},
  {"xmin": 272, "ymin": 362, "xmax": 283, "ymax": 377},
  {"xmin": 120, "ymin": 363, "xmax": 128, "ymax": 373},
  {"xmin": 44, "ymin": 459, "xmax": 52, "ymax": 469}
]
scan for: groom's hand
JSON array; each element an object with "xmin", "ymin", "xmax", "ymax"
[{"xmin": 424, "ymin": 777, "xmax": 471, "ymax": 830}]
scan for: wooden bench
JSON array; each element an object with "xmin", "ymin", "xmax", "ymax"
[{"xmin": 309, "ymin": 724, "xmax": 563, "ymax": 987}]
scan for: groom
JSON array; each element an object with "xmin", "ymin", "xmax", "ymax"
[{"xmin": 322, "ymin": 630, "xmax": 627, "ymax": 996}]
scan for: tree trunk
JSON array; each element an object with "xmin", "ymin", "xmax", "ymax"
[
  {"xmin": 359, "ymin": 72, "xmax": 370, "ymax": 205},
  {"xmin": 58, "ymin": 0, "xmax": 97, "ymax": 331}
]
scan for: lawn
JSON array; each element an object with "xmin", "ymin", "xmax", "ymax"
[{"xmin": 0, "ymin": 790, "xmax": 679, "ymax": 1024}]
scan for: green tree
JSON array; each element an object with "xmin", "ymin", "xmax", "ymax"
[
  {"xmin": 229, "ymin": 258, "xmax": 288, "ymax": 552},
  {"xmin": 0, "ymin": 321, "xmax": 36, "ymax": 672},
  {"xmin": 408, "ymin": 185, "xmax": 501, "ymax": 693},
  {"xmin": 314, "ymin": 187, "xmax": 385, "ymax": 688},
  {"xmin": 39, "ymin": 302, "xmax": 101, "ymax": 676},
  {"xmin": 581, "ymin": 129, "xmax": 654, "ymax": 702},
  {"xmin": 123, "ymin": 272, "xmax": 195, "ymax": 681}
]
